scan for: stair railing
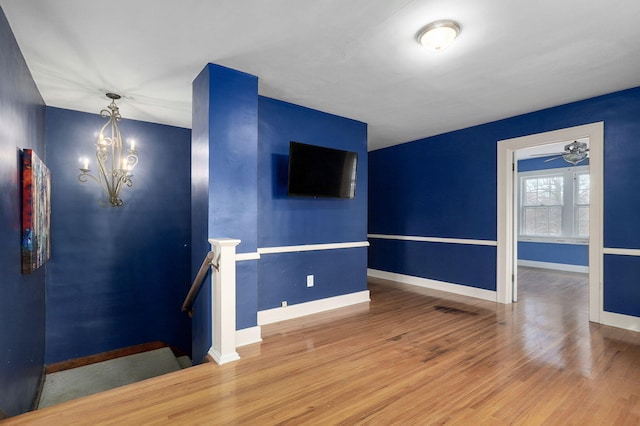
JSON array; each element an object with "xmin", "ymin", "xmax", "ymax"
[
  {"xmin": 183, "ymin": 238, "xmax": 242, "ymax": 365},
  {"xmin": 181, "ymin": 250, "xmax": 219, "ymax": 318}
]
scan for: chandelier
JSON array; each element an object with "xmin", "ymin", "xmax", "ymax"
[{"xmin": 78, "ymin": 93, "xmax": 138, "ymax": 207}]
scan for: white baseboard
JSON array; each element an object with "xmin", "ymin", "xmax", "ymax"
[
  {"xmin": 236, "ymin": 326, "xmax": 262, "ymax": 347},
  {"xmin": 367, "ymin": 269, "xmax": 497, "ymax": 302},
  {"xmin": 207, "ymin": 348, "xmax": 240, "ymax": 365},
  {"xmin": 518, "ymin": 260, "xmax": 589, "ymax": 274},
  {"xmin": 600, "ymin": 311, "xmax": 640, "ymax": 332},
  {"xmin": 257, "ymin": 290, "xmax": 370, "ymax": 325}
]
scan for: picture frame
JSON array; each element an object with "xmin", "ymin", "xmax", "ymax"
[{"xmin": 21, "ymin": 149, "xmax": 51, "ymax": 274}]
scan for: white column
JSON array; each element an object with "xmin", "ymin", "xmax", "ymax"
[{"xmin": 207, "ymin": 238, "xmax": 241, "ymax": 365}]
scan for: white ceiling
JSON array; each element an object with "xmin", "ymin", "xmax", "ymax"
[{"xmin": 2, "ymin": 0, "xmax": 640, "ymax": 151}]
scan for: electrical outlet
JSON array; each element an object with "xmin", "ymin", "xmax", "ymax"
[
  {"xmin": 281, "ymin": 301, "xmax": 287, "ymax": 307},
  {"xmin": 307, "ymin": 275, "xmax": 314, "ymax": 287}
]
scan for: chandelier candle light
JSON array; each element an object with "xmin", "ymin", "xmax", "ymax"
[{"xmin": 78, "ymin": 93, "xmax": 138, "ymax": 207}]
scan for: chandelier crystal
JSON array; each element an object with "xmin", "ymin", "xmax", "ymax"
[{"xmin": 78, "ymin": 93, "xmax": 138, "ymax": 207}]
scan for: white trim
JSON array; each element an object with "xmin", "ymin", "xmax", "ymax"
[
  {"xmin": 600, "ymin": 311, "xmax": 640, "ymax": 332},
  {"xmin": 517, "ymin": 260, "xmax": 589, "ymax": 274},
  {"xmin": 208, "ymin": 348, "xmax": 240, "ymax": 365},
  {"xmin": 603, "ymin": 247, "xmax": 640, "ymax": 257},
  {"xmin": 367, "ymin": 234, "xmax": 497, "ymax": 246},
  {"xmin": 257, "ymin": 290, "xmax": 370, "ymax": 325},
  {"xmin": 207, "ymin": 238, "xmax": 241, "ymax": 365},
  {"xmin": 497, "ymin": 122, "xmax": 604, "ymax": 324},
  {"xmin": 518, "ymin": 236, "xmax": 589, "ymax": 245},
  {"xmin": 208, "ymin": 237, "xmax": 242, "ymax": 246},
  {"xmin": 236, "ymin": 326, "xmax": 262, "ymax": 347},
  {"xmin": 258, "ymin": 241, "xmax": 369, "ymax": 255},
  {"xmin": 235, "ymin": 252, "xmax": 261, "ymax": 261},
  {"xmin": 367, "ymin": 269, "xmax": 496, "ymax": 302}
]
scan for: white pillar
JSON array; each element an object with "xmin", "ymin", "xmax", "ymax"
[{"xmin": 207, "ymin": 238, "xmax": 241, "ymax": 364}]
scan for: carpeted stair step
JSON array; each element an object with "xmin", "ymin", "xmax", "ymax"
[{"xmin": 38, "ymin": 347, "xmax": 183, "ymax": 408}]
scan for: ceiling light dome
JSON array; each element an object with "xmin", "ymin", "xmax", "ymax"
[{"xmin": 417, "ymin": 20, "xmax": 461, "ymax": 51}]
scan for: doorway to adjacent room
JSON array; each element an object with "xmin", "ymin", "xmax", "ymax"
[{"xmin": 496, "ymin": 122, "xmax": 603, "ymax": 324}]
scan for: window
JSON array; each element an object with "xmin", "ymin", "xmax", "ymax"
[
  {"xmin": 521, "ymin": 174, "xmax": 563, "ymax": 236},
  {"xmin": 575, "ymin": 172, "xmax": 590, "ymax": 238},
  {"xmin": 519, "ymin": 166, "xmax": 589, "ymax": 242}
]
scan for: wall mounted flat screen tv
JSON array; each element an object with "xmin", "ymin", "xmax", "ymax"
[{"xmin": 287, "ymin": 141, "xmax": 358, "ymax": 199}]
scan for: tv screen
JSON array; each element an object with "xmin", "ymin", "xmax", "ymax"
[{"xmin": 287, "ymin": 141, "xmax": 358, "ymax": 199}]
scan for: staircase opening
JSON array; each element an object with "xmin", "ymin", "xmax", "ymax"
[{"xmin": 38, "ymin": 342, "xmax": 191, "ymax": 409}]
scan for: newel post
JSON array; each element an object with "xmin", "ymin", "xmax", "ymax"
[{"xmin": 208, "ymin": 238, "xmax": 241, "ymax": 364}]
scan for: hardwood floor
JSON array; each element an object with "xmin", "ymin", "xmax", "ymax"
[{"xmin": 5, "ymin": 268, "xmax": 640, "ymax": 425}]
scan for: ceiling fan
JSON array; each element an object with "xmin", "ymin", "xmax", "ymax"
[{"xmin": 533, "ymin": 140, "xmax": 589, "ymax": 165}]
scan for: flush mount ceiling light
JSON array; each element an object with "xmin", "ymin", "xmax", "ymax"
[{"xmin": 417, "ymin": 20, "xmax": 461, "ymax": 51}]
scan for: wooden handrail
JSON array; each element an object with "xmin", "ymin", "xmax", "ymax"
[{"xmin": 181, "ymin": 251, "xmax": 219, "ymax": 317}]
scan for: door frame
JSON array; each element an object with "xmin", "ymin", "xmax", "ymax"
[{"xmin": 496, "ymin": 122, "xmax": 604, "ymax": 323}]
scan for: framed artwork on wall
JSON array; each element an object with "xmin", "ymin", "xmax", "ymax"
[{"xmin": 21, "ymin": 149, "xmax": 51, "ymax": 274}]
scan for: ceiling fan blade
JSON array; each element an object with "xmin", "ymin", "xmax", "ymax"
[
  {"xmin": 543, "ymin": 156, "xmax": 562, "ymax": 162},
  {"xmin": 529, "ymin": 152, "xmax": 565, "ymax": 158}
]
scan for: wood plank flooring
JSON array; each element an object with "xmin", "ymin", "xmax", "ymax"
[{"xmin": 5, "ymin": 267, "xmax": 640, "ymax": 425}]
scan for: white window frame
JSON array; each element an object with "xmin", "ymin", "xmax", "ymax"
[
  {"xmin": 574, "ymin": 171, "xmax": 590, "ymax": 238},
  {"xmin": 518, "ymin": 165, "xmax": 589, "ymax": 245}
]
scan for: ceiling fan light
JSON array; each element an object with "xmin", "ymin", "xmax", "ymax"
[
  {"xmin": 563, "ymin": 152, "xmax": 588, "ymax": 165},
  {"xmin": 417, "ymin": 20, "xmax": 460, "ymax": 51}
]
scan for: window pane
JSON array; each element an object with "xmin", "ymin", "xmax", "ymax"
[
  {"xmin": 577, "ymin": 174, "xmax": 590, "ymax": 205},
  {"xmin": 548, "ymin": 206, "xmax": 562, "ymax": 235},
  {"xmin": 539, "ymin": 176, "xmax": 563, "ymax": 205},
  {"xmin": 522, "ymin": 175, "xmax": 563, "ymax": 206},
  {"xmin": 523, "ymin": 178, "xmax": 538, "ymax": 206},
  {"xmin": 522, "ymin": 206, "xmax": 562, "ymax": 236},
  {"xmin": 525, "ymin": 191, "xmax": 538, "ymax": 205},
  {"xmin": 577, "ymin": 206, "xmax": 589, "ymax": 237},
  {"xmin": 523, "ymin": 208, "xmax": 537, "ymax": 234}
]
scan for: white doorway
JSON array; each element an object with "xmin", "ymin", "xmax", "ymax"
[{"xmin": 496, "ymin": 122, "xmax": 603, "ymax": 323}]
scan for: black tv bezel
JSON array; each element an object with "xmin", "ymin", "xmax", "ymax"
[{"xmin": 287, "ymin": 141, "xmax": 358, "ymax": 199}]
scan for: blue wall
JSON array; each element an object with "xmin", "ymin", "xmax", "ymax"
[
  {"xmin": 45, "ymin": 107, "xmax": 192, "ymax": 364},
  {"xmin": 518, "ymin": 242, "xmax": 588, "ymax": 266},
  {"xmin": 191, "ymin": 68, "xmax": 368, "ymax": 361},
  {"xmin": 0, "ymin": 6, "xmax": 47, "ymax": 417},
  {"xmin": 369, "ymin": 86, "xmax": 640, "ymax": 317},
  {"xmin": 368, "ymin": 121, "xmax": 497, "ymax": 291},
  {"xmin": 191, "ymin": 64, "xmax": 259, "ymax": 362},
  {"xmin": 191, "ymin": 64, "xmax": 211, "ymax": 364},
  {"xmin": 517, "ymin": 157, "xmax": 589, "ymax": 267},
  {"xmin": 191, "ymin": 69, "xmax": 368, "ymax": 362},
  {"xmin": 257, "ymin": 97, "xmax": 368, "ymax": 310}
]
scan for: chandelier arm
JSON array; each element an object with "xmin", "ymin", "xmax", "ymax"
[
  {"xmin": 97, "ymin": 149, "xmax": 124, "ymax": 206},
  {"xmin": 100, "ymin": 107, "xmax": 111, "ymax": 120},
  {"xmin": 78, "ymin": 172, "xmax": 111, "ymax": 202},
  {"xmin": 125, "ymin": 153, "xmax": 139, "ymax": 170},
  {"xmin": 78, "ymin": 172, "xmax": 106, "ymax": 190},
  {"xmin": 97, "ymin": 119, "xmax": 114, "ymax": 147},
  {"xmin": 109, "ymin": 174, "xmax": 126, "ymax": 206},
  {"xmin": 114, "ymin": 174, "xmax": 125, "ymax": 195},
  {"xmin": 96, "ymin": 149, "xmax": 113, "ymax": 193}
]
